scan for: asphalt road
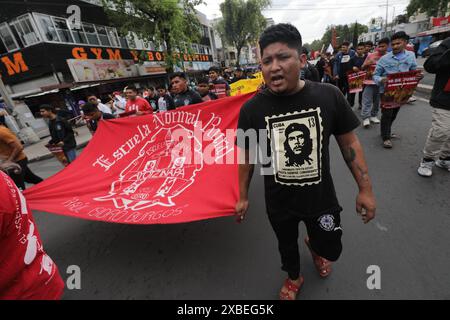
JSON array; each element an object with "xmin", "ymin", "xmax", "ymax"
[{"xmin": 28, "ymin": 96, "xmax": 450, "ymax": 300}]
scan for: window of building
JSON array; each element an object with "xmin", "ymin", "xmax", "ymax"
[
  {"xmin": 10, "ymin": 14, "xmax": 41, "ymax": 47},
  {"xmin": 106, "ymin": 27, "xmax": 120, "ymax": 47},
  {"xmin": 83, "ymin": 23, "xmax": 100, "ymax": 45},
  {"xmin": 69, "ymin": 23, "xmax": 88, "ymax": 44},
  {"xmin": 52, "ymin": 17, "xmax": 74, "ymax": 43},
  {"xmin": 202, "ymin": 26, "xmax": 209, "ymax": 38},
  {"xmin": 126, "ymin": 34, "xmax": 136, "ymax": 49},
  {"xmin": 0, "ymin": 23, "xmax": 19, "ymax": 52},
  {"xmin": 95, "ymin": 25, "xmax": 111, "ymax": 46},
  {"xmin": 119, "ymin": 36, "xmax": 129, "ymax": 48},
  {"xmin": 35, "ymin": 14, "xmax": 59, "ymax": 42}
]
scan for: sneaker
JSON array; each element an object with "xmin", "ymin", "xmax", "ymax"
[
  {"xmin": 436, "ymin": 159, "xmax": 450, "ymax": 171},
  {"xmin": 418, "ymin": 161, "xmax": 434, "ymax": 177},
  {"xmin": 383, "ymin": 140, "xmax": 393, "ymax": 148},
  {"xmin": 363, "ymin": 118, "xmax": 370, "ymax": 128},
  {"xmin": 391, "ymin": 133, "xmax": 400, "ymax": 139},
  {"xmin": 370, "ymin": 117, "xmax": 380, "ymax": 124}
]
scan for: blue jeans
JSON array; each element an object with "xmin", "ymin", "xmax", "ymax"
[
  {"xmin": 361, "ymin": 85, "xmax": 380, "ymax": 120},
  {"xmin": 65, "ymin": 149, "xmax": 77, "ymax": 163}
]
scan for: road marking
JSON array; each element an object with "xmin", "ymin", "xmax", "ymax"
[
  {"xmin": 418, "ymin": 84, "xmax": 433, "ymax": 90},
  {"xmin": 412, "ymin": 95, "xmax": 430, "ymax": 103},
  {"xmin": 376, "ymin": 222, "xmax": 388, "ymax": 232}
]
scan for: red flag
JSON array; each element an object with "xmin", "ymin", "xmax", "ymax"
[
  {"xmin": 24, "ymin": 94, "xmax": 254, "ymax": 225},
  {"xmin": 331, "ymin": 27, "xmax": 337, "ymax": 50}
]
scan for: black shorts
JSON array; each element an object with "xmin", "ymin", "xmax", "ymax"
[{"xmin": 268, "ymin": 211, "xmax": 343, "ymax": 279}]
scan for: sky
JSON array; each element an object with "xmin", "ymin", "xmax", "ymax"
[{"xmin": 196, "ymin": 0, "xmax": 410, "ymax": 44}]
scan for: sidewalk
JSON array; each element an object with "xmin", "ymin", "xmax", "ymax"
[{"xmin": 25, "ymin": 125, "xmax": 92, "ymax": 163}]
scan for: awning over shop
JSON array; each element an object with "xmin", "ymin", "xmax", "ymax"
[{"xmin": 417, "ymin": 25, "xmax": 450, "ymax": 37}]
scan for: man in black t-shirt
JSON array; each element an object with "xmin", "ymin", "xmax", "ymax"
[
  {"xmin": 144, "ymin": 87, "xmax": 159, "ymax": 112},
  {"xmin": 39, "ymin": 104, "xmax": 77, "ymax": 163},
  {"xmin": 170, "ymin": 72, "xmax": 203, "ymax": 109},
  {"xmin": 236, "ymin": 24, "xmax": 376, "ymax": 300}
]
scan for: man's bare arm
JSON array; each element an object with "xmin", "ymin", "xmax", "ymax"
[
  {"xmin": 336, "ymin": 131, "xmax": 376, "ymax": 223},
  {"xmin": 236, "ymin": 149, "xmax": 254, "ymax": 222}
]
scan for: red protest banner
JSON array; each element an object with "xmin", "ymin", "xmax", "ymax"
[
  {"xmin": 381, "ymin": 70, "xmax": 421, "ymax": 109},
  {"xmin": 24, "ymin": 94, "xmax": 253, "ymax": 225},
  {"xmin": 347, "ymin": 71, "xmax": 367, "ymax": 93}
]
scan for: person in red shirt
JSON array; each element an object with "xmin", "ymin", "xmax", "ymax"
[
  {"xmin": 0, "ymin": 161, "xmax": 64, "ymax": 300},
  {"xmin": 124, "ymin": 85, "xmax": 152, "ymax": 116}
]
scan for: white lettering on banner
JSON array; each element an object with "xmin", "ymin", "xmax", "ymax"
[
  {"xmin": 92, "ymin": 111, "xmax": 234, "ymax": 172},
  {"xmin": 61, "ymin": 197, "xmax": 189, "ymax": 222}
]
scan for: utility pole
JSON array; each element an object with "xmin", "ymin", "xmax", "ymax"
[{"xmin": 380, "ymin": 0, "xmax": 389, "ymax": 34}]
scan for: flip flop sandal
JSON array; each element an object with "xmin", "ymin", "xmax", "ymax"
[
  {"xmin": 305, "ymin": 237, "xmax": 332, "ymax": 278},
  {"xmin": 279, "ymin": 276, "xmax": 304, "ymax": 300}
]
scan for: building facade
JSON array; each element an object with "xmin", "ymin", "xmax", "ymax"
[{"xmin": 0, "ymin": 0, "xmax": 216, "ymax": 114}]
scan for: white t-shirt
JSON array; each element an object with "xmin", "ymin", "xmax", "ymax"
[
  {"xmin": 158, "ymin": 96, "xmax": 167, "ymax": 112},
  {"xmin": 97, "ymin": 103, "xmax": 112, "ymax": 115},
  {"xmin": 113, "ymin": 96, "xmax": 127, "ymax": 114}
]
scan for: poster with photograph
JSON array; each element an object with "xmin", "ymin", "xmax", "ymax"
[
  {"xmin": 266, "ymin": 109, "xmax": 323, "ymax": 186},
  {"xmin": 381, "ymin": 70, "xmax": 421, "ymax": 108},
  {"xmin": 347, "ymin": 71, "xmax": 367, "ymax": 93}
]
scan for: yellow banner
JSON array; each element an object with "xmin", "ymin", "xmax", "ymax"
[
  {"xmin": 253, "ymin": 72, "xmax": 263, "ymax": 79},
  {"xmin": 230, "ymin": 78, "xmax": 264, "ymax": 96}
]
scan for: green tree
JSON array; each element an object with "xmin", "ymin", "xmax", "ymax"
[
  {"xmin": 216, "ymin": 0, "xmax": 270, "ymax": 67},
  {"xmin": 407, "ymin": 0, "xmax": 449, "ymax": 17},
  {"xmin": 309, "ymin": 23, "xmax": 368, "ymax": 53},
  {"xmin": 310, "ymin": 39, "xmax": 324, "ymax": 52},
  {"xmin": 103, "ymin": 0, "xmax": 203, "ymax": 71}
]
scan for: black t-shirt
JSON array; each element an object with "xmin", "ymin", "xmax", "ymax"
[
  {"xmin": 237, "ymin": 80, "xmax": 360, "ymax": 221},
  {"xmin": 350, "ymin": 54, "xmax": 367, "ymax": 69},
  {"xmin": 48, "ymin": 117, "xmax": 77, "ymax": 151},
  {"xmin": 173, "ymin": 89, "xmax": 203, "ymax": 108},
  {"xmin": 145, "ymin": 95, "xmax": 159, "ymax": 111},
  {"xmin": 88, "ymin": 112, "xmax": 116, "ymax": 133}
]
